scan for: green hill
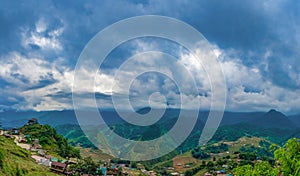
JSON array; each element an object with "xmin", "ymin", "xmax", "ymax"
[
  {"xmin": 0, "ymin": 136, "xmax": 56, "ymax": 176},
  {"xmin": 19, "ymin": 122, "xmax": 80, "ymax": 159}
]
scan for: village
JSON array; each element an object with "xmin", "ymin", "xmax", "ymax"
[
  {"xmin": 1, "ymin": 118, "xmax": 242, "ymax": 176},
  {"xmin": 0, "ymin": 118, "xmax": 163, "ymax": 176}
]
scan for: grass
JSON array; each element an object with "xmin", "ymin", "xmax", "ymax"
[{"xmin": 0, "ymin": 136, "xmax": 57, "ymax": 176}]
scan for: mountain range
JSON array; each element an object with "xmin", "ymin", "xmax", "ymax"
[{"xmin": 0, "ymin": 108, "xmax": 298, "ymax": 130}]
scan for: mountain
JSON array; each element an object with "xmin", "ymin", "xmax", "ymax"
[
  {"xmin": 0, "ymin": 110, "xmax": 78, "ymax": 128},
  {"xmin": 288, "ymin": 114, "xmax": 300, "ymax": 127},
  {"xmin": 247, "ymin": 109, "xmax": 296, "ymax": 129},
  {"xmin": 0, "ymin": 109, "xmax": 124, "ymax": 129},
  {"xmin": 1, "ymin": 108, "xmax": 299, "ymax": 130}
]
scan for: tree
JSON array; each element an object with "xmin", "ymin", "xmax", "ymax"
[
  {"xmin": 206, "ymin": 161, "xmax": 214, "ymax": 170},
  {"xmin": 234, "ymin": 161, "xmax": 279, "ymax": 176},
  {"xmin": 274, "ymin": 138, "xmax": 300, "ymax": 175},
  {"xmin": 234, "ymin": 164, "xmax": 252, "ymax": 176},
  {"xmin": 234, "ymin": 138, "xmax": 300, "ymax": 175},
  {"xmin": 191, "ymin": 147, "xmax": 210, "ymax": 159}
]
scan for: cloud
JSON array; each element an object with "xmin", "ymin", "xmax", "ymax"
[
  {"xmin": 0, "ymin": 52, "xmax": 72, "ymax": 111},
  {"xmin": 21, "ymin": 18, "xmax": 64, "ymax": 51},
  {"xmin": 0, "ymin": 1, "xmax": 299, "ymax": 114}
]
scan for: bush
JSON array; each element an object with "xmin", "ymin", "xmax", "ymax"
[{"xmin": 192, "ymin": 147, "xmax": 210, "ymax": 159}]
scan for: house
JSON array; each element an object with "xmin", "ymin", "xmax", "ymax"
[
  {"xmin": 12, "ymin": 128, "xmax": 19, "ymax": 135},
  {"xmin": 204, "ymin": 173, "xmax": 212, "ymax": 176},
  {"xmin": 18, "ymin": 135, "xmax": 27, "ymax": 143},
  {"xmin": 222, "ymin": 164, "xmax": 229, "ymax": 169},
  {"xmin": 167, "ymin": 167, "xmax": 175, "ymax": 170},
  {"xmin": 51, "ymin": 161, "xmax": 67, "ymax": 174},
  {"xmin": 149, "ymin": 171, "xmax": 156, "ymax": 176},
  {"xmin": 38, "ymin": 149, "xmax": 46, "ymax": 156},
  {"xmin": 68, "ymin": 158, "xmax": 78, "ymax": 164},
  {"xmin": 4, "ymin": 133, "xmax": 14, "ymax": 139},
  {"xmin": 30, "ymin": 138, "xmax": 42, "ymax": 150},
  {"xmin": 27, "ymin": 118, "xmax": 38, "ymax": 125},
  {"xmin": 136, "ymin": 163, "xmax": 145, "ymax": 169},
  {"xmin": 216, "ymin": 169, "xmax": 226, "ymax": 175},
  {"xmin": 42, "ymin": 159, "xmax": 52, "ymax": 167},
  {"xmin": 50, "ymin": 157, "xmax": 59, "ymax": 162},
  {"xmin": 31, "ymin": 155, "xmax": 44, "ymax": 163}
]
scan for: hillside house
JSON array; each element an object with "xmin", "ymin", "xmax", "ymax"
[
  {"xmin": 30, "ymin": 138, "xmax": 42, "ymax": 150},
  {"xmin": 51, "ymin": 161, "xmax": 67, "ymax": 174},
  {"xmin": 12, "ymin": 128, "xmax": 19, "ymax": 135},
  {"xmin": 27, "ymin": 118, "xmax": 38, "ymax": 125},
  {"xmin": 216, "ymin": 169, "xmax": 226, "ymax": 175}
]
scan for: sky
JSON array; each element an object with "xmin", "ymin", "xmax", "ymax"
[{"xmin": 0, "ymin": 0, "xmax": 300, "ymax": 114}]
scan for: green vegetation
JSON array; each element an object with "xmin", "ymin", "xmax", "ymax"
[
  {"xmin": 55, "ymin": 124, "xmax": 96, "ymax": 149},
  {"xmin": 192, "ymin": 147, "xmax": 210, "ymax": 159},
  {"xmin": 274, "ymin": 138, "xmax": 300, "ymax": 175},
  {"xmin": 234, "ymin": 138, "xmax": 300, "ymax": 175},
  {"xmin": 54, "ymin": 120, "xmax": 300, "ymax": 175},
  {"xmin": 19, "ymin": 123, "xmax": 80, "ymax": 158},
  {"xmin": 212, "ymin": 123, "xmax": 300, "ymax": 144},
  {"xmin": 184, "ymin": 164, "xmax": 205, "ymax": 176},
  {"xmin": 70, "ymin": 156, "xmax": 102, "ymax": 175},
  {"xmin": 206, "ymin": 143, "xmax": 229, "ymax": 153},
  {"xmin": 0, "ymin": 136, "xmax": 56, "ymax": 176},
  {"xmin": 234, "ymin": 161, "xmax": 280, "ymax": 176}
]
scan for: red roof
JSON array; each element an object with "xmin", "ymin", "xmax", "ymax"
[{"xmin": 51, "ymin": 161, "xmax": 67, "ymax": 168}]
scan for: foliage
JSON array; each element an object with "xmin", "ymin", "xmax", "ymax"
[
  {"xmin": 205, "ymin": 143, "xmax": 228, "ymax": 153},
  {"xmin": 212, "ymin": 123, "xmax": 300, "ymax": 145},
  {"xmin": 184, "ymin": 164, "xmax": 205, "ymax": 176},
  {"xmin": 240, "ymin": 145, "xmax": 272, "ymax": 157},
  {"xmin": 234, "ymin": 161, "xmax": 280, "ymax": 176},
  {"xmin": 0, "ymin": 136, "xmax": 56, "ymax": 176},
  {"xmin": 55, "ymin": 125, "xmax": 97, "ymax": 149},
  {"xmin": 234, "ymin": 138, "xmax": 300, "ymax": 176},
  {"xmin": 19, "ymin": 124, "xmax": 80, "ymax": 159},
  {"xmin": 70, "ymin": 156, "xmax": 102, "ymax": 175},
  {"xmin": 192, "ymin": 147, "xmax": 210, "ymax": 159},
  {"xmin": 274, "ymin": 138, "xmax": 300, "ymax": 175}
]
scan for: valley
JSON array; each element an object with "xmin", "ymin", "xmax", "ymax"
[{"xmin": 1, "ymin": 109, "xmax": 299, "ymax": 175}]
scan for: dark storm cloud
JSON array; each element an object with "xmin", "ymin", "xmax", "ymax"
[{"xmin": 0, "ymin": 0, "xmax": 300, "ymax": 112}]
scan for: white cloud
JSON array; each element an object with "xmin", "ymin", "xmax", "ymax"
[
  {"xmin": 21, "ymin": 18, "xmax": 64, "ymax": 51},
  {"xmin": 0, "ymin": 52, "xmax": 72, "ymax": 111},
  {"xmin": 1, "ymin": 36, "xmax": 300, "ymax": 113}
]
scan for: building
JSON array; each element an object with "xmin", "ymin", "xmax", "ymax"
[
  {"xmin": 27, "ymin": 118, "xmax": 38, "ymax": 125},
  {"xmin": 30, "ymin": 138, "xmax": 42, "ymax": 150},
  {"xmin": 12, "ymin": 128, "xmax": 19, "ymax": 135},
  {"xmin": 50, "ymin": 161, "xmax": 67, "ymax": 174}
]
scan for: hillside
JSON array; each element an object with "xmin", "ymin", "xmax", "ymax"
[
  {"xmin": 0, "ymin": 136, "xmax": 56, "ymax": 176},
  {"xmin": 19, "ymin": 122, "xmax": 80, "ymax": 159}
]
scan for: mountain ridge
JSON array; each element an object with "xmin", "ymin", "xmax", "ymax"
[{"xmin": 1, "ymin": 109, "xmax": 299, "ymax": 129}]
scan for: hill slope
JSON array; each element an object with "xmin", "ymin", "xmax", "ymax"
[{"xmin": 0, "ymin": 136, "xmax": 56, "ymax": 176}]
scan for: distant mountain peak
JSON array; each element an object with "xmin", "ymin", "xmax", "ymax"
[
  {"xmin": 136, "ymin": 107, "xmax": 151, "ymax": 115},
  {"xmin": 265, "ymin": 109, "xmax": 286, "ymax": 118},
  {"xmin": 247, "ymin": 109, "xmax": 296, "ymax": 129},
  {"xmin": 268, "ymin": 109, "xmax": 277, "ymax": 113}
]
